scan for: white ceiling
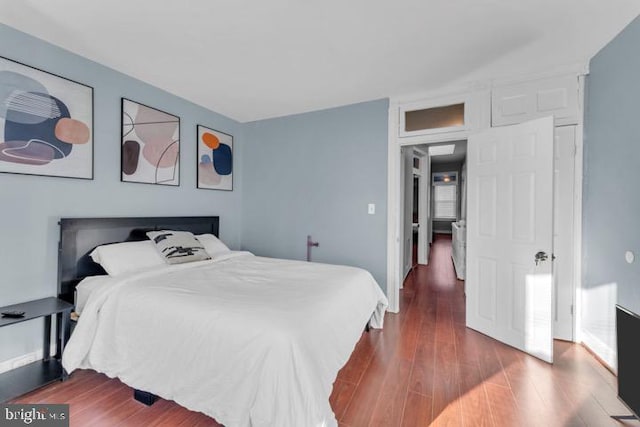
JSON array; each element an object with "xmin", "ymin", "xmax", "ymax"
[
  {"xmin": 418, "ymin": 140, "xmax": 467, "ymax": 165},
  {"xmin": 2, "ymin": 0, "xmax": 639, "ymax": 122}
]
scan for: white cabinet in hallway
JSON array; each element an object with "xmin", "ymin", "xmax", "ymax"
[{"xmin": 451, "ymin": 221, "xmax": 466, "ymax": 280}]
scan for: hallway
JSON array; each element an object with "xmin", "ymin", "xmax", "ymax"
[{"xmin": 332, "ymin": 234, "xmax": 637, "ymax": 426}]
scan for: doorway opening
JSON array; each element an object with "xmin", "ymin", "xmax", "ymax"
[
  {"xmin": 412, "ymin": 174, "xmax": 419, "ymax": 267},
  {"xmin": 400, "ymin": 147, "xmax": 429, "ymax": 281},
  {"xmin": 396, "ymin": 120, "xmax": 579, "ymax": 363},
  {"xmin": 401, "ymin": 141, "xmax": 467, "ymax": 280}
]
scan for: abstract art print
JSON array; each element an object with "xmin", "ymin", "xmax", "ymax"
[
  {"xmin": 0, "ymin": 56, "xmax": 93, "ymax": 179},
  {"xmin": 122, "ymin": 98, "xmax": 180, "ymax": 186},
  {"xmin": 197, "ymin": 125, "xmax": 232, "ymax": 190}
]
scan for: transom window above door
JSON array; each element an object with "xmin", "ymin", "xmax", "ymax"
[
  {"xmin": 398, "ymin": 92, "xmax": 476, "ymax": 138},
  {"xmin": 404, "ymin": 103, "xmax": 465, "ymax": 132}
]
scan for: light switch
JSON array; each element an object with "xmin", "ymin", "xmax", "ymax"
[{"xmin": 368, "ymin": 203, "xmax": 375, "ymax": 215}]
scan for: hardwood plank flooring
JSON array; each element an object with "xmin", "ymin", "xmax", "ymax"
[{"xmin": 11, "ymin": 234, "xmax": 638, "ymax": 426}]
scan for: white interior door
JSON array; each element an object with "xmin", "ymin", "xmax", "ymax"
[{"xmin": 466, "ymin": 116, "xmax": 555, "ymax": 363}]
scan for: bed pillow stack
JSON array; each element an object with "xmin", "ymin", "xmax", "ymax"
[
  {"xmin": 146, "ymin": 230, "xmax": 211, "ymax": 264},
  {"xmin": 89, "ymin": 231, "xmax": 232, "ymax": 276}
]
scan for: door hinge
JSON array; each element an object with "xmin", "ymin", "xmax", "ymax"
[{"xmin": 570, "ymin": 304, "xmax": 574, "ymax": 315}]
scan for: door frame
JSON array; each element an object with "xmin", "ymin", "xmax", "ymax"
[
  {"xmin": 400, "ymin": 146, "xmax": 414, "ymax": 281},
  {"xmin": 400, "ymin": 146, "xmax": 430, "ymax": 289},
  {"xmin": 413, "ymin": 148, "xmax": 429, "ymax": 266},
  {"xmin": 386, "ymin": 125, "xmax": 477, "ymax": 313},
  {"xmin": 385, "ymin": 79, "xmax": 584, "ymax": 346},
  {"xmin": 399, "ymin": 146, "xmax": 431, "ymax": 284}
]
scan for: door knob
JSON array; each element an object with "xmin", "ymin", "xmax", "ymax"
[{"xmin": 535, "ymin": 251, "xmax": 548, "ymax": 266}]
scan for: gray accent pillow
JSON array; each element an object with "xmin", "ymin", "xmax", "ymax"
[{"xmin": 146, "ymin": 230, "xmax": 211, "ymax": 264}]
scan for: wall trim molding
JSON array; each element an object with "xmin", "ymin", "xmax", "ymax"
[
  {"xmin": 581, "ymin": 329, "xmax": 616, "ymax": 373},
  {"xmin": 580, "ymin": 342, "xmax": 616, "ymax": 376},
  {"xmin": 0, "ymin": 346, "xmax": 57, "ymax": 375}
]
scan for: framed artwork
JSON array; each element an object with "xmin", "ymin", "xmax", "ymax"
[
  {"xmin": 197, "ymin": 125, "xmax": 233, "ymax": 191},
  {"xmin": 0, "ymin": 56, "xmax": 93, "ymax": 179},
  {"xmin": 121, "ymin": 98, "xmax": 180, "ymax": 186}
]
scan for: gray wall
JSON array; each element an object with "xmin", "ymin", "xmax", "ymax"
[
  {"xmin": 0, "ymin": 24, "xmax": 243, "ymax": 363},
  {"xmin": 431, "ymin": 160, "xmax": 464, "ymax": 233},
  {"xmin": 582, "ymin": 15, "xmax": 640, "ymax": 368},
  {"xmin": 242, "ymin": 100, "xmax": 389, "ymax": 290}
]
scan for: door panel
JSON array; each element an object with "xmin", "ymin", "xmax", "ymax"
[
  {"xmin": 491, "ymin": 75, "xmax": 578, "ymax": 126},
  {"xmin": 466, "ymin": 116, "xmax": 555, "ymax": 363},
  {"xmin": 477, "ymin": 176, "xmax": 497, "ymax": 237},
  {"xmin": 511, "ymin": 172, "xmax": 535, "ymax": 241},
  {"xmin": 477, "ymin": 258, "xmax": 497, "ymax": 322}
]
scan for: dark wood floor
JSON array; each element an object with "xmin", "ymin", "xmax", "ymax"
[{"xmin": 12, "ymin": 234, "xmax": 638, "ymax": 426}]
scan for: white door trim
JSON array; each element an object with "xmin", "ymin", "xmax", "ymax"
[
  {"xmin": 572, "ymin": 75, "xmax": 585, "ymax": 343},
  {"xmin": 386, "ymin": 106, "xmax": 401, "ymax": 312},
  {"xmin": 386, "ymin": 89, "xmax": 488, "ymax": 313},
  {"xmin": 413, "ymin": 148, "xmax": 429, "ymax": 265},
  {"xmin": 400, "ymin": 147, "xmax": 413, "ymax": 281},
  {"xmin": 386, "ymin": 128, "xmax": 474, "ymax": 312}
]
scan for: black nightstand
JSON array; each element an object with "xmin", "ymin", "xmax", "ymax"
[{"xmin": 0, "ymin": 297, "xmax": 74, "ymax": 402}]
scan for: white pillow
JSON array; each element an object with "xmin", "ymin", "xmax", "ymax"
[
  {"xmin": 146, "ymin": 230, "xmax": 211, "ymax": 264},
  {"xmin": 89, "ymin": 240, "xmax": 165, "ymax": 276},
  {"xmin": 196, "ymin": 234, "xmax": 231, "ymax": 258}
]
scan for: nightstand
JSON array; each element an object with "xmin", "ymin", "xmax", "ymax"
[{"xmin": 0, "ymin": 297, "xmax": 74, "ymax": 402}]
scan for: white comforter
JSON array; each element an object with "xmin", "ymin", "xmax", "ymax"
[{"xmin": 62, "ymin": 252, "xmax": 388, "ymax": 427}]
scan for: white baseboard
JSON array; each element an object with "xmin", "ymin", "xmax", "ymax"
[
  {"xmin": 581, "ymin": 328, "xmax": 616, "ymax": 372},
  {"xmin": 0, "ymin": 346, "xmax": 57, "ymax": 375}
]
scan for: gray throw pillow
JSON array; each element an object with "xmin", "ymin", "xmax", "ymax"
[{"xmin": 146, "ymin": 230, "xmax": 211, "ymax": 264}]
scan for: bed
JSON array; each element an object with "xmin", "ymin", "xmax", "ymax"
[{"xmin": 58, "ymin": 216, "xmax": 388, "ymax": 427}]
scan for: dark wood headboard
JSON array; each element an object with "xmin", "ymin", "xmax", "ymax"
[{"xmin": 57, "ymin": 216, "xmax": 220, "ymax": 304}]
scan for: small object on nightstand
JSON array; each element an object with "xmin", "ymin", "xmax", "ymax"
[
  {"xmin": 70, "ymin": 311, "xmax": 79, "ymax": 321},
  {"xmin": 1, "ymin": 310, "xmax": 25, "ymax": 318}
]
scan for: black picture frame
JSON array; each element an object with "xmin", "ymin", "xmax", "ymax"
[
  {"xmin": 0, "ymin": 55, "xmax": 94, "ymax": 180},
  {"xmin": 121, "ymin": 98, "xmax": 180, "ymax": 186},
  {"xmin": 196, "ymin": 124, "xmax": 233, "ymax": 191}
]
